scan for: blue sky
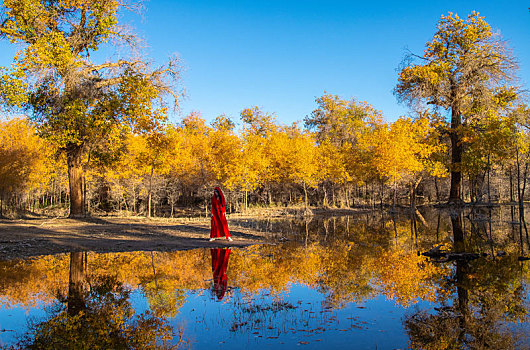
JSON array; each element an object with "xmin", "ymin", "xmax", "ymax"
[{"xmin": 1, "ymin": 1, "xmax": 529, "ymax": 125}]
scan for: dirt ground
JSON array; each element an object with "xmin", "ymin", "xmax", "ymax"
[{"xmin": 0, "ymin": 215, "xmax": 274, "ymax": 261}]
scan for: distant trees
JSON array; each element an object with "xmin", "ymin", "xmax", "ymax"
[
  {"xmin": 304, "ymin": 94, "xmax": 383, "ymax": 206},
  {"xmin": 0, "ymin": 118, "xmax": 62, "ymax": 216},
  {"xmin": 1, "ymin": 97, "xmax": 528, "ymax": 217},
  {"xmin": 356, "ymin": 116, "xmax": 446, "ymax": 207}
]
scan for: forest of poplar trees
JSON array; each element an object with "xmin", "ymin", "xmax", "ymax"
[{"xmin": 0, "ymin": 3, "xmax": 528, "ymax": 218}]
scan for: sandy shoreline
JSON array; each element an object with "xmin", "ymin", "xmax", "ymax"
[{"xmin": 0, "ymin": 216, "xmax": 273, "ymax": 261}]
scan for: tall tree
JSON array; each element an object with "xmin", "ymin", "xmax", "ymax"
[
  {"xmin": 305, "ymin": 93, "xmax": 380, "ymax": 147},
  {"xmin": 0, "ymin": 0, "xmax": 181, "ymax": 217},
  {"xmin": 305, "ymin": 94, "xmax": 383, "ymax": 202},
  {"xmin": 395, "ymin": 12, "xmax": 517, "ymax": 203}
]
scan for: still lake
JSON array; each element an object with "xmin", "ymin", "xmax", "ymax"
[{"xmin": 0, "ymin": 207, "xmax": 529, "ymax": 349}]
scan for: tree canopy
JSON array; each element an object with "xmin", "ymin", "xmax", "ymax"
[
  {"xmin": 0, "ymin": 0, "xmax": 181, "ymax": 216},
  {"xmin": 395, "ymin": 12, "xmax": 519, "ymax": 203}
]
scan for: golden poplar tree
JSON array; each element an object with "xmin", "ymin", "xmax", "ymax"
[
  {"xmin": 0, "ymin": 0, "xmax": 181, "ymax": 217},
  {"xmin": 396, "ymin": 12, "xmax": 518, "ymax": 203}
]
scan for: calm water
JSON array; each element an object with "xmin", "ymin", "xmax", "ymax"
[{"xmin": 0, "ymin": 207, "xmax": 529, "ymax": 349}]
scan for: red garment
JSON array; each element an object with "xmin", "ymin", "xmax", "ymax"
[
  {"xmin": 211, "ymin": 187, "xmax": 231, "ymax": 238},
  {"xmin": 211, "ymin": 248, "xmax": 231, "ymax": 300}
]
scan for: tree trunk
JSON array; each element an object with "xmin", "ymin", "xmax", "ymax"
[
  {"xmin": 517, "ymin": 149, "xmax": 524, "ymax": 219},
  {"xmin": 487, "ymin": 154, "xmax": 491, "ymax": 203},
  {"xmin": 380, "ymin": 180, "xmax": 384, "ymax": 209},
  {"xmin": 148, "ymin": 164, "xmax": 154, "ymax": 218},
  {"xmin": 132, "ymin": 185, "xmax": 137, "ymax": 213},
  {"xmin": 66, "ymin": 144, "xmax": 85, "ymax": 218},
  {"xmin": 303, "ymin": 181, "xmax": 308, "ymax": 210},
  {"xmin": 449, "ymin": 106, "xmax": 463, "ymax": 203},
  {"xmin": 435, "ymin": 177, "xmax": 441, "ymax": 204},
  {"xmin": 83, "ymin": 174, "xmax": 87, "ymax": 214},
  {"xmin": 409, "ymin": 182, "xmax": 414, "ymax": 210}
]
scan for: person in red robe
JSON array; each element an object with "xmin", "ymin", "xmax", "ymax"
[
  {"xmin": 210, "ymin": 187, "xmax": 232, "ymax": 242},
  {"xmin": 211, "ymin": 248, "xmax": 231, "ymax": 300}
]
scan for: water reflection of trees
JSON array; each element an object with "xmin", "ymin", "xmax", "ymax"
[
  {"xmin": 17, "ymin": 252, "xmax": 185, "ymax": 350},
  {"xmin": 0, "ymin": 241, "xmax": 450, "ymax": 313},
  {"xmin": 0, "ymin": 210, "xmax": 528, "ymax": 347},
  {"xmin": 231, "ymin": 207, "xmax": 530, "ymax": 255},
  {"xmin": 0, "ymin": 250, "xmax": 211, "ymax": 313},
  {"xmin": 405, "ymin": 255, "xmax": 529, "ymax": 350},
  {"xmin": 405, "ymin": 208, "xmax": 530, "ymax": 350}
]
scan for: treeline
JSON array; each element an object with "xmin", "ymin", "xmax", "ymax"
[
  {"xmin": 1, "ymin": 90, "xmax": 528, "ymax": 218},
  {"xmin": 0, "ymin": 8, "xmax": 529, "ymax": 218}
]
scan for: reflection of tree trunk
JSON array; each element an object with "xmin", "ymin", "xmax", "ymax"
[
  {"xmin": 521, "ymin": 218, "xmax": 530, "ymax": 255},
  {"xmin": 455, "ymin": 259, "xmax": 470, "ymax": 343},
  {"xmin": 66, "ymin": 144, "xmax": 85, "ymax": 218},
  {"xmin": 305, "ymin": 220, "xmax": 309, "ymax": 246},
  {"xmin": 410, "ymin": 212, "xmax": 418, "ymax": 248},
  {"xmin": 415, "ymin": 209, "xmax": 428, "ymax": 227},
  {"xmin": 451, "ymin": 210, "xmax": 465, "ymax": 252},
  {"xmin": 488, "ymin": 208, "xmax": 494, "ymax": 256},
  {"xmin": 436, "ymin": 211, "xmax": 441, "ymax": 242},
  {"xmin": 391, "ymin": 215, "xmax": 398, "ymax": 248},
  {"xmin": 68, "ymin": 252, "xmax": 86, "ymax": 316},
  {"xmin": 519, "ymin": 209, "xmax": 530, "ymax": 255}
]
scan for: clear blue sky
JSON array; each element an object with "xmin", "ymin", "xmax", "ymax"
[{"xmin": 1, "ymin": 1, "xmax": 529, "ymax": 125}]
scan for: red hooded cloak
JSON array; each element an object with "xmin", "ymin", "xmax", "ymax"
[{"xmin": 211, "ymin": 187, "xmax": 231, "ymax": 238}]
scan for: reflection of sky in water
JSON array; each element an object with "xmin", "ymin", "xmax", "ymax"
[
  {"xmin": 0, "ymin": 299, "xmax": 47, "ymax": 346},
  {"xmin": 0, "ymin": 285, "xmax": 420, "ymax": 349},
  {"xmin": 164, "ymin": 285, "xmax": 421, "ymax": 349}
]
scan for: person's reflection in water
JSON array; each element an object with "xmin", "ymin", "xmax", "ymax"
[{"xmin": 211, "ymin": 248, "xmax": 231, "ymax": 300}]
